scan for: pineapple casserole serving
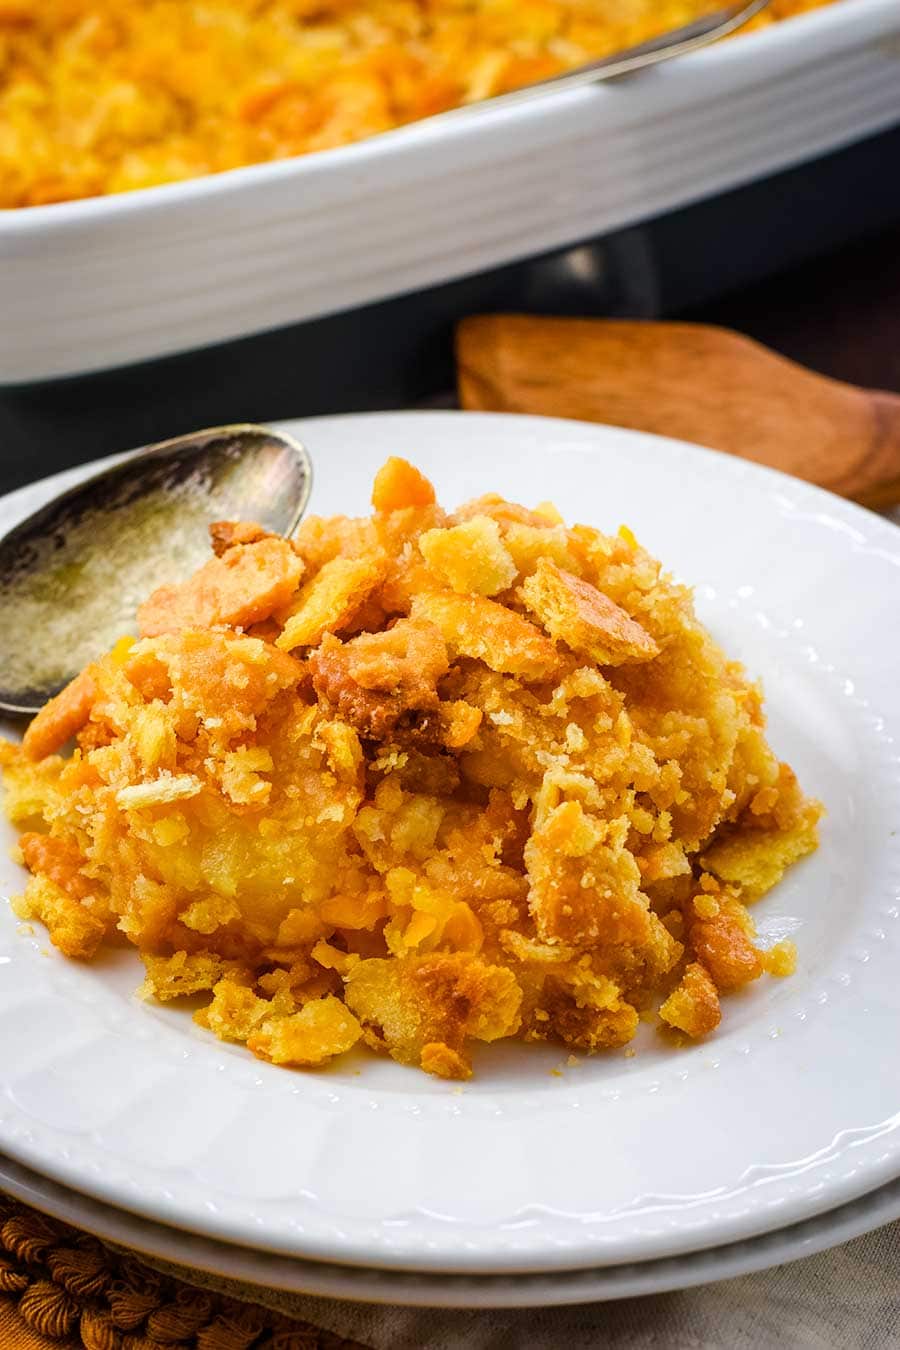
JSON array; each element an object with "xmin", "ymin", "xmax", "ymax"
[
  {"xmin": 0, "ymin": 458, "xmax": 821, "ymax": 1080},
  {"xmin": 1, "ymin": 0, "xmax": 839, "ymax": 208}
]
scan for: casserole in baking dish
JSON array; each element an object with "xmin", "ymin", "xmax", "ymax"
[
  {"xmin": 1, "ymin": 0, "xmax": 898, "ymax": 382},
  {"xmin": 1, "ymin": 1, "xmax": 838, "ymax": 209}
]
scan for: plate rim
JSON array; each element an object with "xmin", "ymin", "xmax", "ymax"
[{"xmin": 0, "ymin": 1149, "xmax": 898, "ymax": 1310}]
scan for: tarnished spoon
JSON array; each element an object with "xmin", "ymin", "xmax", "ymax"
[
  {"xmin": 0, "ymin": 425, "xmax": 312, "ymax": 715},
  {"xmin": 435, "ymin": 0, "xmax": 769, "ymax": 118}
]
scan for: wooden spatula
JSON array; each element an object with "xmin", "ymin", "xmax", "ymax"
[{"xmin": 456, "ymin": 315, "xmax": 900, "ymax": 507}]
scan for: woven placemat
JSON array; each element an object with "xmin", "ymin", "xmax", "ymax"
[{"xmin": 0, "ymin": 1193, "xmax": 367, "ymax": 1350}]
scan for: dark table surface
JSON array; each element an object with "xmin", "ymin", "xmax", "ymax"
[{"xmin": 685, "ymin": 224, "xmax": 900, "ymax": 396}]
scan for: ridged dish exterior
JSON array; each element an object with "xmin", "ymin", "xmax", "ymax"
[{"xmin": 1, "ymin": 1, "xmax": 899, "ymax": 383}]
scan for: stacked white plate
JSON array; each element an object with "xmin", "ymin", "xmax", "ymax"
[{"xmin": 1, "ymin": 412, "xmax": 898, "ymax": 1308}]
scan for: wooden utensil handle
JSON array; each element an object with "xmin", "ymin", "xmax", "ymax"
[{"xmin": 456, "ymin": 315, "xmax": 900, "ymax": 507}]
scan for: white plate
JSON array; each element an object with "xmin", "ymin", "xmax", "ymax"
[
  {"xmin": 1, "ymin": 1150, "xmax": 899, "ymax": 1310},
  {"xmin": 2, "ymin": 0, "xmax": 899, "ymax": 382},
  {"xmin": 0, "ymin": 412, "xmax": 899, "ymax": 1276}
]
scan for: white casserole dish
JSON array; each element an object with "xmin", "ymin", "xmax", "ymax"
[{"xmin": 2, "ymin": 0, "xmax": 898, "ymax": 385}]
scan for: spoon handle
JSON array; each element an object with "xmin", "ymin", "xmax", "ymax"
[
  {"xmin": 518, "ymin": 1, "xmax": 770, "ymax": 94},
  {"xmin": 414, "ymin": 2, "xmax": 769, "ymax": 136},
  {"xmin": 456, "ymin": 315, "xmax": 900, "ymax": 508}
]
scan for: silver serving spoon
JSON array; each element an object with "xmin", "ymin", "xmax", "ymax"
[
  {"xmin": 434, "ymin": 0, "xmax": 770, "ymax": 118},
  {"xmin": 0, "ymin": 425, "xmax": 312, "ymax": 715}
]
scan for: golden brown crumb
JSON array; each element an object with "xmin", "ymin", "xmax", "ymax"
[
  {"xmin": 419, "ymin": 516, "xmax": 516, "ymax": 596},
  {"xmin": 659, "ymin": 962, "xmax": 721, "ymax": 1038},
  {"xmin": 521, "ymin": 559, "xmax": 659, "ymax": 666},
  {"xmin": 411, "ymin": 590, "xmax": 558, "ymax": 680},
  {"xmin": 309, "ymin": 618, "xmax": 448, "ymax": 741},
  {"xmin": 344, "ymin": 952, "xmax": 522, "ymax": 1078},
  {"xmin": 689, "ymin": 907, "xmax": 764, "ymax": 992},
  {"xmin": 372, "ymin": 457, "xmax": 436, "ymax": 513},
  {"xmin": 196, "ymin": 979, "xmax": 269, "ymax": 1042},
  {"xmin": 209, "ymin": 520, "xmax": 272, "ymax": 557},
  {"xmin": 22, "ymin": 666, "xmax": 97, "ymax": 761},
  {"xmin": 12, "ymin": 874, "xmax": 107, "ymax": 960},
  {"xmin": 421, "ymin": 1042, "xmax": 472, "ymax": 1080},
  {"xmin": 138, "ymin": 538, "xmax": 303, "ymax": 636},
  {"xmin": 140, "ymin": 951, "xmax": 231, "ymax": 1001},
  {"xmin": 19, "ymin": 832, "xmax": 94, "ymax": 902},
  {"xmin": 247, "ymin": 997, "xmax": 361, "ymax": 1066},
  {"xmin": 275, "ymin": 554, "xmax": 387, "ymax": 651},
  {"xmin": 0, "ymin": 455, "xmax": 821, "ymax": 1078},
  {"xmin": 762, "ymin": 939, "xmax": 798, "ymax": 977}
]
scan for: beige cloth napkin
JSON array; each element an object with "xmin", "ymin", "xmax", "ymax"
[{"xmin": 134, "ymin": 1218, "xmax": 900, "ymax": 1349}]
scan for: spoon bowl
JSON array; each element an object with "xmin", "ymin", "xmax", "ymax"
[{"xmin": 0, "ymin": 424, "xmax": 312, "ymax": 715}]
